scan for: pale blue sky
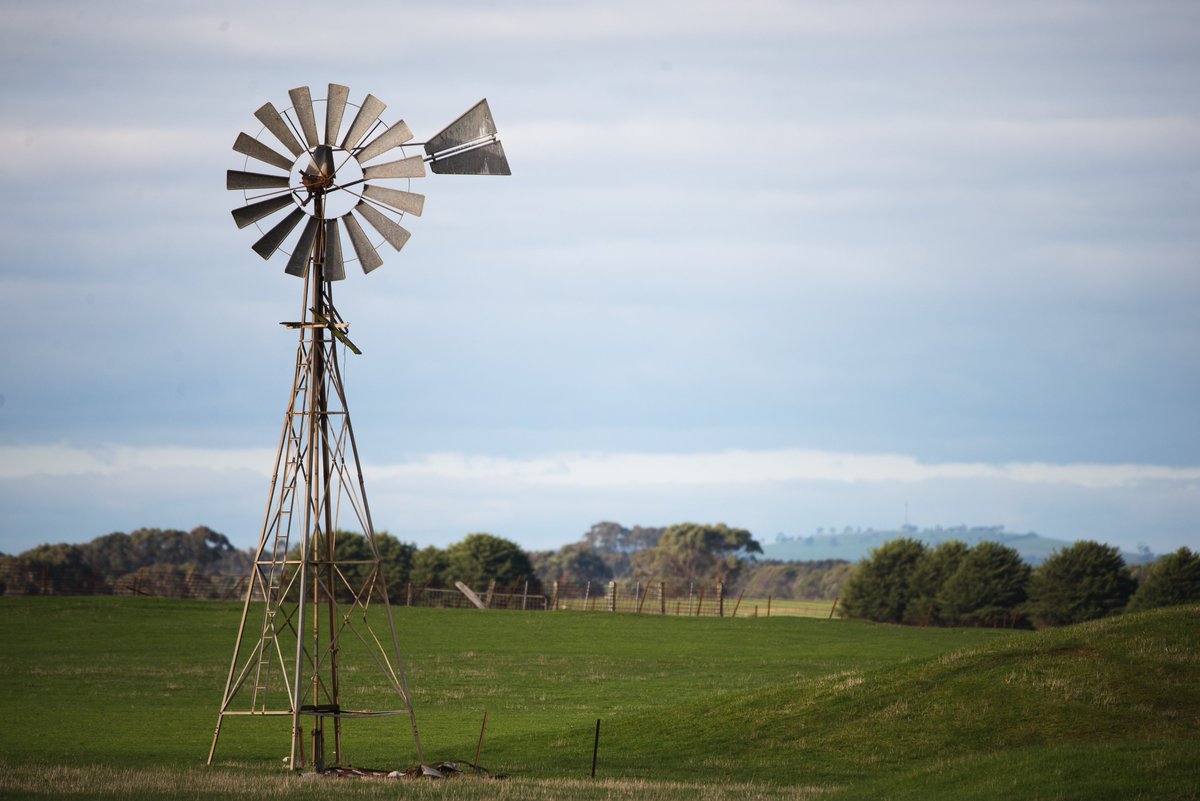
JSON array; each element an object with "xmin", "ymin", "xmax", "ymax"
[{"xmin": 1, "ymin": 0, "xmax": 1198, "ymax": 556}]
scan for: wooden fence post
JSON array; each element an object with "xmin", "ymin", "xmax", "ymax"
[
  {"xmin": 659, "ymin": 582, "xmax": 666, "ymax": 615},
  {"xmin": 607, "ymin": 581, "xmax": 616, "ymax": 612},
  {"xmin": 731, "ymin": 588, "xmax": 745, "ymax": 618},
  {"xmin": 551, "ymin": 581, "xmax": 560, "ymax": 611},
  {"xmin": 717, "ymin": 581, "xmax": 725, "ymax": 617},
  {"xmin": 767, "ymin": 594, "xmax": 772, "ymax": 617}
]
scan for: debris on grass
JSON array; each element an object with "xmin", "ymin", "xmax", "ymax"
[{"xmin": 302, "ymin": 760, "xmax": 506, "ymax": 780}]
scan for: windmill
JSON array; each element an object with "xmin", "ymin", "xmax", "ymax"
[{"xmin": 208, "ymin": 84, "xmax": 510, "ymax": 772}]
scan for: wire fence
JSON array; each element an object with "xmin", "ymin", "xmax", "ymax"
[
  {"xmin": 0, "ymin": 565, "xmax": 837, "ymax": 618},
  {"xmin": 0, "ymin": 563, "xmax": 251, "ymax": 600},
  {"xmin": 547, "ymin": 580, "xmax": 839, "ymax": 619}
]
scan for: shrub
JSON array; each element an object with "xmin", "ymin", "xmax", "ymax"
[
  {"xmin": 1026, "ymin": 540, "xmax": 1135, "ymax": 627},
  {"xmin": 904, "ymin": 540, "xmax": 968, "ymax": 625},
  {"xmin": 840, "ymin": 538, "xmax": 927, "ymax": 623},
  {"xmin": 1127, "ymin": 547, "xmax": 1200, "ymax": 611},
  {"xmin": 937, "ymin": 541, "xmax": 1030, "ymax": 627}
]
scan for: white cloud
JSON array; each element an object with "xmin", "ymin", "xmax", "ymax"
[
  {"xmin": 368, "ymin": 448, "xmax": 1200, "ymax": 490},
  {"xmin": 0, "ymin": 443, "xmax": 274, "ymax": 480},
  {"xmin": 5, "ymin": 443, "xmax": 1197, "ymax": 491}
]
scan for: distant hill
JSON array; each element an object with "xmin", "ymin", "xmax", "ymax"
[{"xmin": 760, "ymin": 526, "xmax": 1156, "ymax": 565}]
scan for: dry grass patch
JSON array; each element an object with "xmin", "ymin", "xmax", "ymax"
[{"xmin": 0, "ymin": 763, "xmax": 834, "ymax": 801}]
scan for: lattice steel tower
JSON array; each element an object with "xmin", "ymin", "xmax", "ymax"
[{"xmin": 208, "ymin": 84, "xmax": 509, "ymax": 771}]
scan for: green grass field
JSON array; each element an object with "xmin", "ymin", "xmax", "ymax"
[{"xmin": 0, "ymin": 597, "xmax": 1195, "ymax": 800}]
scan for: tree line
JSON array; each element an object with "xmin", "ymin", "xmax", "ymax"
[
  {"xmin": 529, "ymin": 521, "xmax": 853, "ymax": 600},
  {"xmin": 1, "ymin": 520, "xmax": 790, "ymax": 599},
  {"xmin": 7, "ymin": 524, "xmax": 1192, "ymax": 625},
  {"xmin": 0, "ymin": 526, "xmax": 250, "ymax": 595},
  {"xmin": 0, "ymin": 526, "xmax": 543, "ymax": 602},
  {"xmin": 839, "ymin": 537, "xmax": 1200, "ymax": 627}
]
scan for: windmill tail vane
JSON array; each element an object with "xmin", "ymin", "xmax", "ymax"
[{"xmin": 209, "ymin": 84, "xmax": 510, "ymax": 773}]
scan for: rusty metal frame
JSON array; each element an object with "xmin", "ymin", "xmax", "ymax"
[
  {"xmin": 211, "ymin": 92, "xmax": 426, "ymax": 770},
  {"xmin": 213, "ymin": 85, "xmax": 509, "ymax": 772}
]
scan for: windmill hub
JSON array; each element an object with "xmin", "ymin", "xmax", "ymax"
[{"xmin": 300, "ymin": 145, "xmax": 337, "ymax": 191}]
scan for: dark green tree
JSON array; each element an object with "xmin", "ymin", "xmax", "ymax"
[
  {"xmin": 937, "ymin": 541, "xmax": 1030, "ymax": 627},
  {"xmin": 839, "ymin": 538, "xmax": 927, "ymax": 623},
  {"xmin": 6, "ymin": 543, "xmax": 96, "ymax": 594},
  {"xmin": 904, "ymin": 540, "xmax": 969, "ymax": 625},
  {"xmin": 1026, "ymin": 540, "xmax": 1136, "ymax": 627},
  {"xmin": 82, "ymin": 526, "xmax": 238, "ymax": 577},
  {"xmin": 409, "ymin": 545, "xmax": 451, "ymax": 589},
  {"xmin": 1127, "ymin": 547, "xmax": 1200, "ymax": 612},
  {"xmin": 330, "ymin": 530, "xmax": 415, "ymax": 602},
  {"xmin": 531, "ymin": 543, "xmax": 613, "ymax": 586},
  {"xmin": 444, "ymin": 533, "xmax": 540, "ymax": 592}
]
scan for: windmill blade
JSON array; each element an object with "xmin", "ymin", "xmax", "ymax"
[
  {"xmin": 325, "ymin": 83, "xmax": 350, "ymax": 145},
  {"xmin": 324, "ymin": 219, "xmax": 345, "ymax": 281},
  {"xmin": 254, "ymin": 102, "xmax": 305, "ymax": 157},
  {"xmin": 429, "ymin": 140, "xmax": 511, "ymax": 176},
  {"xmin": 231, "ymin": 194, "xmax": 295, "ymax": 229},
  {"xmin": 362, "ymin": 155, "xmax": 426, "ymax": 180},
  {"xmin": 227, "ymin": 170, "xmax": 291, "ymax": 190},
  {"xmin": 355, "ymin": 121, "xmax": 414, "ymax": 163},
  {"xmin": 252, "ymin": 208, "xmax": 306, "ymax": 260},
  {"xmin": 341, "ymin": 213, "xmax": 383, "ymax": 274},
  {"xmin": 285, "ymin": 216, "xmax": 320, "ymax": 277},
  {"xmin": 341, "ymin": 94, "xmax": 387, "ymax": 151},
  {"xmin": 362, "ymin": 184, "xmax": 425, "ymax": 217},
  {"xmin": 354, "ymin": 202, "xmax": 411, "ymax": 251},
  {"xmin": 233, "ymin": 133, "xmax": 294, "ymax": 172},
  {"xmin": 288, "ymin": 86, "xmax": 320, "ymax": 148},
  {"xmin": 424, "ymin": 99, "xmax": 499, "ymax": 156}
]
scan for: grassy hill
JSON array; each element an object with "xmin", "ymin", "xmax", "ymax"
[{"xmin": 0, "ymin": 597, "xmax": 1194, "ymax": 800}]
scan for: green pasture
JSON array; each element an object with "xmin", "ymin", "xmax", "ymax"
[{"xmin": 0, "ymin": 597, "xmax": 1195, "ymax": 800}]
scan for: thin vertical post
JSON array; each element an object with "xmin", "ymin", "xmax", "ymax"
[
  {"xmin": 474, "ymin": 710, "xmax": 488, "ymax": 770},
  {"xmin": 591, "ymin": 719, "xmax": 601, "ymax": 778}
]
